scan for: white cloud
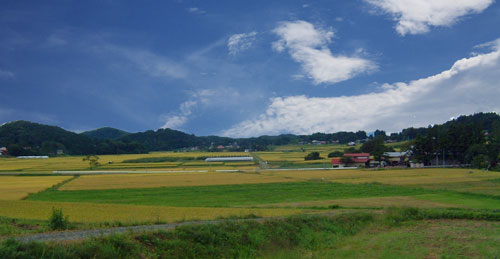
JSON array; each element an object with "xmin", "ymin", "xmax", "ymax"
[
  {"xmin": 222, "ymin": 38, "xmax": 500, "ymax": 137},
  {"xmin": 272, "ymin": 20, "xmax": 376, "ymax": 84},
  {"xmin": 161, "ymin": 100, "xmax": 197, "ymax": 130},
  {"xmin": 365, "ymin": 0, "xmax": 494, "ymax": 35},
  {"xmin": 227, "ymin": 31, "xmax": 257, "ymax": 56},
  {"xmin": 0, "ymin": 69, "xmax": 14, "ymax": 79},
  {"xmin": 46, "ymin": 34, "xmax": 67, "ymax": 47},
  {"xmin": 187, "ymin": 7, "xmax": 206, "ymax": 15},
  {"xmin": 160, "ymin": 90, "xmax": 216, "ymax": 130}
]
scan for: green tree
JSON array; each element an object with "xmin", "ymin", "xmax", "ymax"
[
  {"xmin": 49, "ymin": 208, "xmax": 69, "ymax": 230},
  {"xmin": 471, "ymin": 154, "xmax": 490, "ymax": 169},
  {"xmin": 340, "ymin": 156, "xmax": 354, "ymax": 164},
  {"xmin": 6, "ymin": 144, "xmax": 23, "ymax": 157},
  {"xmin": 361, "ymin": 138, "xmax": 394, "ymax": 160},
  {"xmin": 305, "ymin": 152, "xmax": 321, "ymax": 160},
  {"xmin": 82, "ymin": 155, "xmax": 100, "ymax": 169},
  {"xmin": 327, "ymin": 151, "xmax": 344, "ymax": 158}
]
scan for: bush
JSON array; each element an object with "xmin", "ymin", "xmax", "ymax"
[
  {"xmin": 49, "ymin": 208, "xmax": 69, "ymax": 230},
  {"xmin": 304, "ymin": 152, "xmax": 322, "ymax": 160},
  {"xmin": 472, "ymin": 154, "xmax": 490, "ymax": 169},
  {"xmin": 327, "ymin": 151, "xmax": 344, "ymax": 158}
]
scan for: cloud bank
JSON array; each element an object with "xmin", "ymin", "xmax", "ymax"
[
  {"xmin": 365, "ymin": 0, "xmax": 494, "ymax": 35},
  {"xmin": 272, "ymin": 20, "xmax": 376, "ymax": 84},
  {"xmin": 222, "ymin": 39, "xmax": 500, "ymax": 137}
]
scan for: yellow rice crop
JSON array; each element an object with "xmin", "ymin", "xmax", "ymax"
[
  {"xmin": 60, "ymin": 171, "xmax": 296, "ymax": 190},
  {"xmin": 268, "ymin": 168, "xmax": 500, "ymax": 186},
  {"xmin": 0, "ymin": 200, "xmax": 303, "ymax": 223},
  {"xmin": 0, "ymin": 151, "xmax": 251, "ymax": 172},
  {"xmin": 0, "ymin": 176, "xmax": 71, "ymax": 200},
  {"xmin": 59, "ymin": 168, "xmax": 499, "ymax": 191}
]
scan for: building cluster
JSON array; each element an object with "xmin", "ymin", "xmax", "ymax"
[{"xmin": 331, "ymin": 151, "xmax": 413, "ymax": 168}]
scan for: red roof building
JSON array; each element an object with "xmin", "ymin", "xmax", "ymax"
[
  {"xmin": 343, "ymin": 153, "xmax": 370, "ymax": 163},
  {"xmin": 331, "ymin": 158, "xmax": 342, "ymax": 165}
]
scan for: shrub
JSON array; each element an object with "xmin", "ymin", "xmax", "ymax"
[
  {"xmin": 327, "ymin": 151, "xmax": 344, "ymax": 158},
  {"xmin": 49, "ymin": 208, "xmax": 69, "ymax": 230},
  {"xmin": 304, "ymin": 152, "xmax": 321, "ymax": 161}
]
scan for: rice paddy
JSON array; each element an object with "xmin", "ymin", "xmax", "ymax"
[
  {"xmin": 1, "ymin": 148, "xmax": 499, "ymax": 244},
  {"xmin": 58, "ymin": 168, "xmax": 500, "ymax": 190},
  {"xmin": 0, "ymin": 176, "xmax": 71, "ymax": 200},
  {"xmin": 0, "ymin": 151, "xmax": 254, "ymax": 172},
  {"xmin": 0, "ymin": 200, "xmax": 303, "ymax": 223}
]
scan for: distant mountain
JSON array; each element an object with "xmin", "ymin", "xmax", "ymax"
[
  {"xmin": 0, "ymin": 121, "xmax": 145, "ymax": 156},
  {"xmin": 81, "ymin": 127, "xmax": 130, "ymax": 140},
  {"xmin": 0, "ymin": 120, "xmax": 97, "ymax": 156},
  {"xmin": 1, "ymin": 112, "xmax": 499, "ymax": 156}
]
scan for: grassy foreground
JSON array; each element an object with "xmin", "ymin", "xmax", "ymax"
[{"xmin": 2, "ymin": 208, "xmax": 500, "ymax": 258}]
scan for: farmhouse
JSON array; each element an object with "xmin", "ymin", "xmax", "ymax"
[
  {"xmin": 331, "ymin": 158, "xmax": 344, "ymax": 168},
  {"xmin": 344, "ymin": 153, "xmax": 371, "ymax": 167},
  {"xmin": 205, "ymin": 157, "xmax": 254, "ymax": 162},
  {"xmin": 383, "ymin": 151, "xmax": 409, "ymax": 166},
  {"xmin": 332, "ymin": 153, "xmax": 371, "ymax": 168}
]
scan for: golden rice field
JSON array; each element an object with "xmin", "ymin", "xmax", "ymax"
[
  {"xmin": 58, "ymin": 168, "xmax": 500, "ymax": 191},
  {"xmin": 269, "ymin": 168, "xmax": 500, "ymax": 186},
  {"xmin": 255, "ymin": 151, "xmax": 336, "ymax": 163},
  {"xmin": 0, "ymin": 176, "xmax": 71, "ymax": 200},
  {"xmin": 59, "ymin": 171, "xmax": 297, "ymax": 190},
  {"xmin": 0, "ymin": 200, "xmax": 304, "ymax": 223},
  {"xmin": 0, "ymin": 151, "xmax": 251, "ymax": 172}
]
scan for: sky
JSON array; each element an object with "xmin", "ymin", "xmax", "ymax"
[{"xmin": 1, "ymin": 0, "xmax": 500, "ymax": 137}]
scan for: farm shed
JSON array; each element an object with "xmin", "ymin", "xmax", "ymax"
[{"xmin": 205, "ymin": 157, "xmax": 254, "ymax": 162}]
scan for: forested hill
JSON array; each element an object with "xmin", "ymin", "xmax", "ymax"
[
  {"xmin": 1, "ymin": 112, "xmax": 499, "ymax": 156},
  {"xmin": 0, "ymin": 121, "xmax": 145, "ymax": 156},
  {"xmin": 81, "ymin": 127, "xmax": 130, "ymax": 140}
]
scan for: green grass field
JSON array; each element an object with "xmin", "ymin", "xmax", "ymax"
[{"xmin": 26, "ymin": 182, "xmax": 432, "ymax": 207}]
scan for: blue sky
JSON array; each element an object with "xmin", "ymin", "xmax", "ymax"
[{"xmin": 1, "ymin": 0, "xmax": 500, "ymax": 137}]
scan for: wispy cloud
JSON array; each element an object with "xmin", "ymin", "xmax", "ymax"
[
  {"xmin": 187, "ymin": 7, "xmax": 206, "ymax": 15},
  {"xmin": 365, "ymin": 0, "xmax": 494, "ymax": 35},
  {"xmin": 102, "ymin": 45, "xmax": 188, "ymax": 80},
  {"xmin": 272, "ymin": 20, "xmax": 376, "ymax": 84},
  {"xmin": 227, "ymin": 31, "xmax": 257, "ymax": 56},
  {"xmin": 0, "ymin": 69, "xmax": 15, "ymax": 79},
  {"xmin": 160, "ymin": 90, "xmax": 215, "ymax": 130},
  {"xmin": 223, "ymin": 38, "xmax": 500, "ymax": 137}
]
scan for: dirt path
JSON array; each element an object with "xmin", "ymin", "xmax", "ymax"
[
  {"xmin": 16, "ymin": 218, "xmax": 258, "ymax": 243},
  {"xmin": 15, "ymin": 212, "xmax": 347, "ymax": 243}
]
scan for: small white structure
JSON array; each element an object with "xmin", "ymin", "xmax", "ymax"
[
  {"xmin": 17, "ymin": 156, "xmax": 49, "ymax": 159},
  {"xmin": 205, "ymin": 157, "xmax": 254, "ymax": 162}
]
